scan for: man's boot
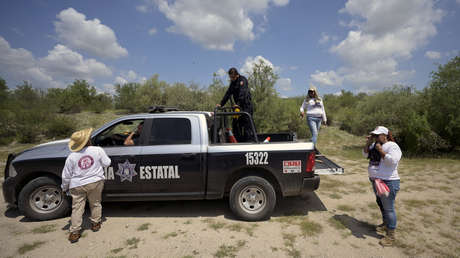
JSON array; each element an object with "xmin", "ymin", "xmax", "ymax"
[
  {"xmin": 375, "ymin": 223, "xmax": 386, "ymax": 234},
  {"xmin": 68, "ymin": 231, "xmax": 81, "ymax": 243},
  {"xmin": 379, "ymin": 228, "xmax": 395, "ymax": 246},
  {"xmin": 91, "ymin": 222, "xmax": 101, "ymax": 232}
]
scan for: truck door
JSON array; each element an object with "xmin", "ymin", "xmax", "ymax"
[
  {"xmin": 92, "ymin": 119, "xmax": 147, "ymax": 198},
  {"xmin": 137, "ymin": 116, "xmax": 204, "ymax": 200}
]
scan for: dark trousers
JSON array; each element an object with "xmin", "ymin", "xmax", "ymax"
[{"xmin": 232, "ymin": 115, "xmax": 254, "ymax": 142}]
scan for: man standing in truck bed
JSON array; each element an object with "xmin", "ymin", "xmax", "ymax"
[{"xmin": 217, "ymin": 67, "xmax": 254, "ymax": 142}]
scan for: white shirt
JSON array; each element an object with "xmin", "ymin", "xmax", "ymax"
[
  {"xmin": 300, "ymin": 98, "xmax": 327, "ymax": 122},
  {"xmin": 61, "ymin": 146, "xmax": 111, "ymax": 191},
  {"xmin": 375, "ymin": 141, "xmax": 402, "ymax": 180}
]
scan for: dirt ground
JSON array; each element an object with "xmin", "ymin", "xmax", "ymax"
[{"xmin": 1, "ymin": 151, "xmax": 459, "ymax": 258}]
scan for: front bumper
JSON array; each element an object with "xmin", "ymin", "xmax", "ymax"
[
  {"xmin": 2, "ymin": 177, "xmax": 17, "ymax": 205},
  {"xmin": 301, "ymin": 175, "xmax": 320, "ymax": 194}
]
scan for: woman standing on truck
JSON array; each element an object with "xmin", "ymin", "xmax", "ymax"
[
  {"xmin": 363, "ymin": 126, "xmax": 402, "ymax": 247},
  {"xmin": 300, "ymin": 85, "xmax": 327, "ymax": 146}
]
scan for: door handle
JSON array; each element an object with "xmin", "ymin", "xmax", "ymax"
[{"xmin": 182, "ymin": 153, "xmax": 197, "ymax": 159}]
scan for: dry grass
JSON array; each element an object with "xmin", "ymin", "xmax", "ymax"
[
  {"xmin": 213, "ymin": 240, "xmax": 246, "ymax": 258},
  {"xmin": 31, "ymin": 224, "xmax": 57, "ymax": 234},
  {"xmin": 282, "ymin": 233, "xmax": 300, "ymax": 258},
  {"xmin": 137, "ymin": 223, "xmax": 151, "ymax": 231},
  {"xmin": 337, "ymin": 204, "xmax": 355, "ymax": 212},
  {"xmin": 18, "ymin": 241, "xmax": 46, "ymax": 255}
]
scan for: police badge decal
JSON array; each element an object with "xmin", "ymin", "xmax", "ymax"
[{"xmin": 116, "ymin": 160, "xmax": 137, "ymax": 182}]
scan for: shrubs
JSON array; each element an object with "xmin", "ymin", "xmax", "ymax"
[
  {"xmin": 324, "ymin": 85, "xmax": 452, "ymax": 155},
  {"xmin": 45, "ymin": 116, "xmax": 76, "ymax": 139}
]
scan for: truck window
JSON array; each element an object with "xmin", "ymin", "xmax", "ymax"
[
  {"xmin": 94, "ymin": 119, "xmax": 145, "ymax": 147},
  {"xmin": 149, "ymin": 118, "xmax": 191, "ymax": 145}
]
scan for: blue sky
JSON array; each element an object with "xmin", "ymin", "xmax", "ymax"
[{"xmin": 1, "ymin": 0, "xmax": 459, "ymax": 97}]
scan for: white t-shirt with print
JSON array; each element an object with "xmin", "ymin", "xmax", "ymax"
[{"xmin": 61, "ymin": 146, "xmax": 111, "ymax": 190}]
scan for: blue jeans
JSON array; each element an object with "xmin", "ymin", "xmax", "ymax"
[
  {"xmin": 370, "ymin": 178, "xmax": 400, "ymax": 230},
  {"xmin": 307, "ymin": 116, "xmax": 322, "ymax": 145}
]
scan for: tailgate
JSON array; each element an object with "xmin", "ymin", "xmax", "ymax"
[{"xmin": 315, "ymin": 154, "xmax": 344, "ymax": 175}]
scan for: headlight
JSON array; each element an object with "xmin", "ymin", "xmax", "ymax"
[{"xmin": 9, "ymin": 163, "xmax": 17, "ymax": 177}]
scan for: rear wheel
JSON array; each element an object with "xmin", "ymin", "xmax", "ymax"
[
  {"xmin": 229, "ymin": 176, "xmax": 276, "ymax": 221},
  {"xmin": 18, "ymin": 177, "xmax": 71, "ymax": 220}
]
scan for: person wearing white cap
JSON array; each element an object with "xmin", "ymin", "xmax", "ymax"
[
  {"xmin": 363, "ymin": 126, "xmax": 402, "ymax": 246},
  {"xmin": 300, "ymin": 85, "xmax": 327, "ymax": 146},
  {"xmin": 62, "ymin": 128, "xmax": 111, "ymax": 243}
]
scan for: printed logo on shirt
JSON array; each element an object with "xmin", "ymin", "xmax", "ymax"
[{"xmin": 78, "ymin": 155, "xmax": 94, "ymax": 170}]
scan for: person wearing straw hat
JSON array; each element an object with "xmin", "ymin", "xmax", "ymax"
[
  {"xmin": 300, "ymin": 85, "xmax": 327, "ymax": 146},
  {"xmin": 62, "ymin": 128, "xmax": 111, "ymax": 243}
]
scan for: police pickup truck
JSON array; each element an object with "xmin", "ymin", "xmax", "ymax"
[{"xmin": 3, "ymin": 107, "xmax": 342, "ymax": 221}]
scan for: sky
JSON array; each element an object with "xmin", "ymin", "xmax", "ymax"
[{"xmin": 0, "ymin": 0, "xmax": 459, "ymax": 97}]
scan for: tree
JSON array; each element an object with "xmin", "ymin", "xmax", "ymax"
[
  {"xmin": 425, "ymin": 56, "xmax": 460, "ymax": 148},
  {"xmin": 247, "ymin": 60, "xmax": 280, "ymax": 132},
  {"xmin": 114, "ymin": 82, "xmax": 141, "ymax": 112}
]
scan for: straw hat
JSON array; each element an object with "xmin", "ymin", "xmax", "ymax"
[{"xmin": 68, "ymin": 128, "xmax": 93, "ymax": 152}]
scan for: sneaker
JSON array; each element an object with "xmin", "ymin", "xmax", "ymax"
[
  {"xmin": 91, "ymin": 222, "xmax": 101, "ymax": 232},
  {"xmin": 68, "ymin": 232, "xmax": 81, "ymax": 243}
]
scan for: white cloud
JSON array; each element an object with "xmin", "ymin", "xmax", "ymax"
[
  {"xmin": 312, "ymin": 0, "xmax": 443, "ymax": 90},
  {"xmin": 240, "ymin": 55, "xmax": 280, "ymax": 76},
  {"xmin": 276, "ymin": 78, "xmax": 292, "ymax": 91},
  {"xmin": 457, "ymin": 0, "xmax": 460, "ymax": 4},
  {"xmin": 126, "ymin": 70, "xmax": 138, "ymax": 80},
  {"xmin": 40, "ymin": 44, "xmax": 112, "ymax": 81},
  {"xmin": 0, "ymin": 36, "xmax": 112, "ymax": 89},
  {"xmin": 155, "ymin": 0, "xmax": 289, "ymax": 51},
  {"xmin": 148, "ymin": 28, "xmax": 157, "ymax": 35},
  {"xmin": 136, "ymin": 5, "xmax": 149, "ymax": 13},
  {"xmin": 103, "ymin": 83, "xmax": 116, "ymax": 94},
  {"xmin": 216, "ymin": 68, "xmax": 227, "ymax": 77},
  {"xmin": 425, "ymin": 50, "xmax": 441, "ymax": 59},
  {"xmin": 273, "ymin": 0, "xmax": 289, "ymax": 6},
  {"xmin": 288, "ymin": 66, "xmax": 298, "ymax": 70},
  {"xmin": 112, "ymin": 70, "xmax": 146, "ymax": 86},
  {"xmin": 55, "ymin": 8, "xmax": 128, "ymax": 59},
  {"xmin": 0, "ymin": 37, "xmax": 59, "ymax": 88},
  {"xmin": 310, "ymin": 70, "xmax": 344, "ymax": 86},
  {"xmin": 318, "ymin": 32, "xmax": 337, "ymax": 45},
  {"xmin": 114, "ymin": 76, "xmax": 128, "ymax": 85},
  {"xmin": 239, "ymin": 55, "xmax": 291, "ymax": 92}
]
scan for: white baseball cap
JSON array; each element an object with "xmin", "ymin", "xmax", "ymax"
[{"xmin": 370, "ymin": 126, "xmax": 388, "ymax": 135}]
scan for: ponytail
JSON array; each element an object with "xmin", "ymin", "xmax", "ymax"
[{"xmin": 387, "ymin": 130, "xmax": 395, "ymax": 142}]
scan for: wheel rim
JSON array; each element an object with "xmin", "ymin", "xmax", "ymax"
[
  {"xmin": 238, "ymin": 185, "xmax": 267, "ymax": 214},
  {"xmin": 29, "ymin": 185, "xmax": 63, "ymax": 214}
]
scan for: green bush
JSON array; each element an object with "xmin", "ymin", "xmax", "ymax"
[
  {"xmin": 45, "ymin": 116, "xmax": 76, "ymax": 139},
  {"xmin": 425, "ymin": 56, "xmax": 460, "ymax": 149}
]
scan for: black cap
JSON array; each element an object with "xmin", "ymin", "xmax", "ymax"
[{"xmin": 228, "ymin": 67, "xmax": 239, "ymax": 75}]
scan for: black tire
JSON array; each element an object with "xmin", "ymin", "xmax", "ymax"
[
  {"xmin": 18, "ymin": 177, "xmax": 71, "ymax": 220},
  {"xmin": 229, "ymin": 176, "xmax": 276, "ymax": 221}
]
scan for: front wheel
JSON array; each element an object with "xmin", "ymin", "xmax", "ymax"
[
  {"xmin": 18, "ymin": 177, "xmax": 71, "ymax": 220},
  {"xmin": 229, "ymin": 176, "xmax": 276, "ymax": 221}
]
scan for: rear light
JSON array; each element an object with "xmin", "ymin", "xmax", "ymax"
[{"xmin": 306, "ymin": 152, "xmax": 315, "ymax": 173}]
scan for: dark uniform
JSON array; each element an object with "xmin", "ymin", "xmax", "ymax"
[{"xmin": 220, "ymin": 75, "xmax": 254, "ymax": 142}]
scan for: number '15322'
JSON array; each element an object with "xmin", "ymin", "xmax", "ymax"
[{"xmin": 245, "ymin": 152, "xmax": 268, "ymax": 165}]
